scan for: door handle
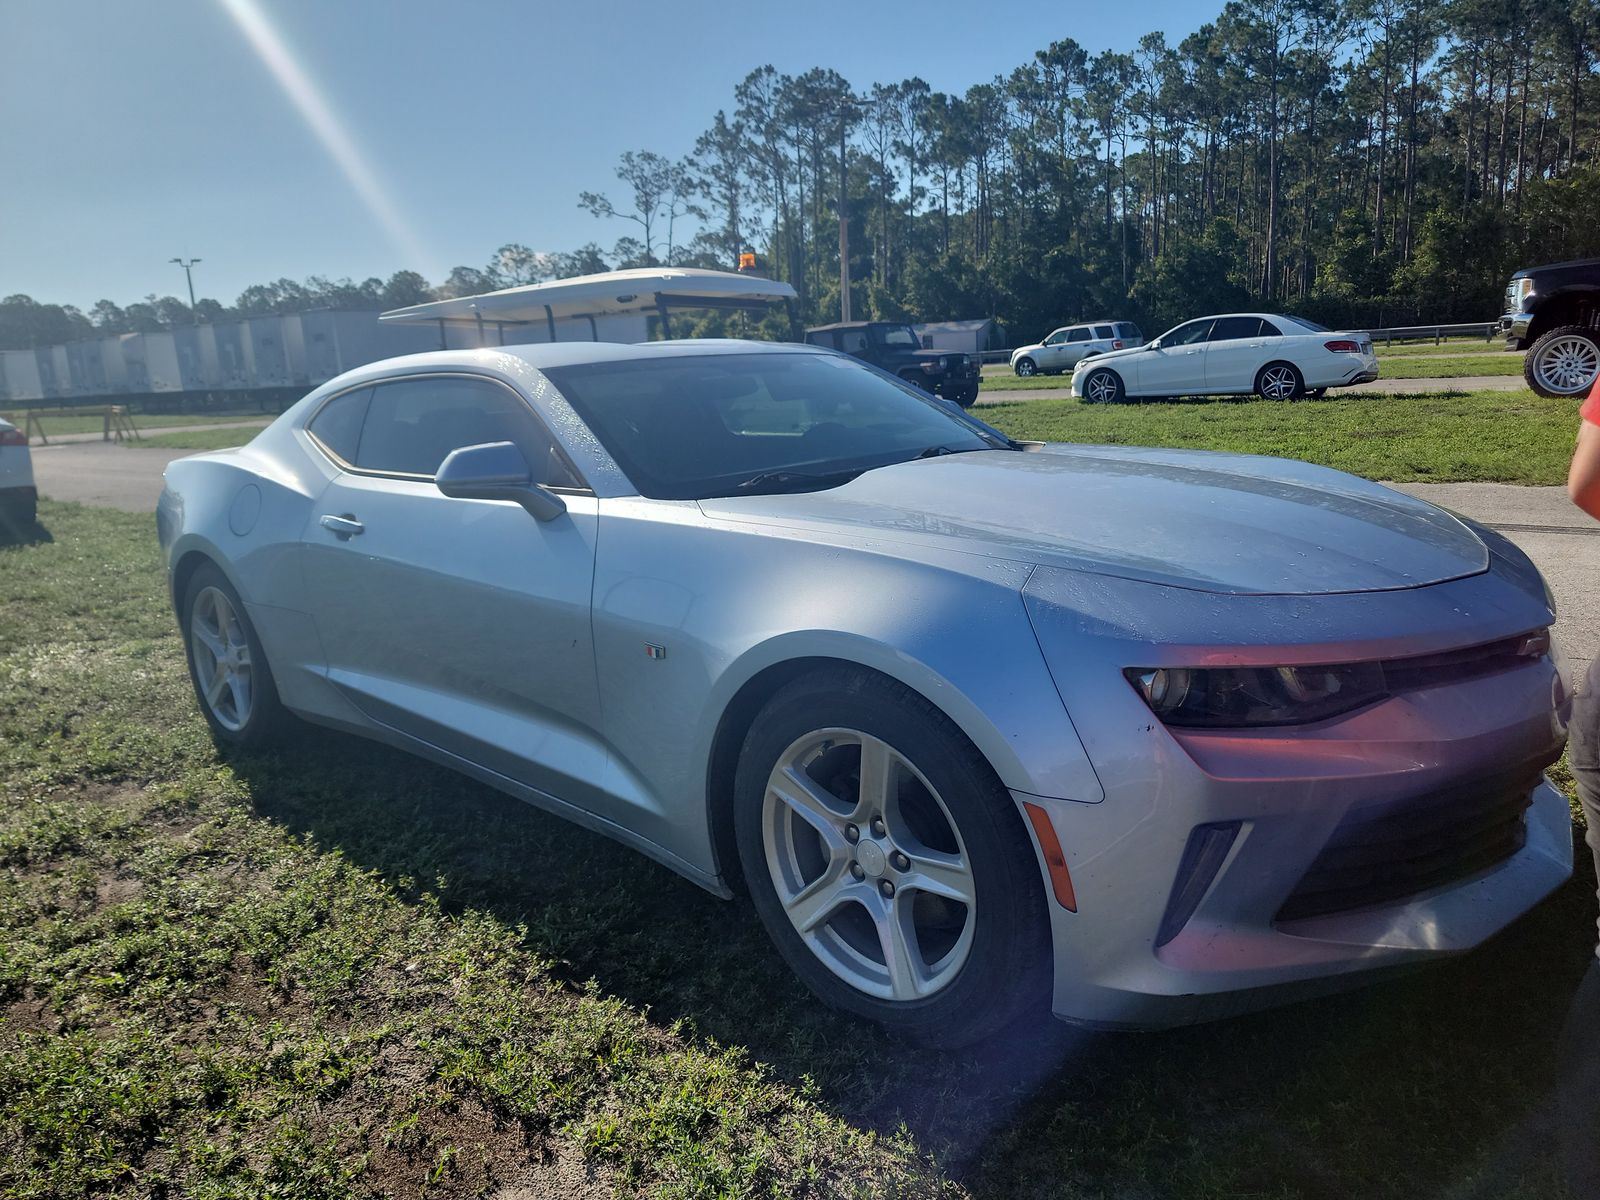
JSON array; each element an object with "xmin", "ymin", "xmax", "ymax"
[{"xmin": 320, "ymin": 513, "xmax": 364, "ymax": 539}]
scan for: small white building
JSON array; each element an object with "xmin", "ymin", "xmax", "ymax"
[{"xmin": 912, "ymin": 318, "xmax": 1006, "ymax": 355}]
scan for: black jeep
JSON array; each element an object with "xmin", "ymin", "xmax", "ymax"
[
  {"xmin": 804, "ymin": 321, "xmax": 981, "ymax": 407},
  {"xmin": 1500, "ymin": 257, "xmax": 1600, "ymax": 397}
]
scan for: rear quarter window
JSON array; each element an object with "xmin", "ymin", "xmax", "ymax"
[
  {"xmin": 1093, "ymin": 325, "xmax": 1115, "ymax": 339},
  {"xmin": 307, "ymin": 386, "xmax": 372, "ymax": 463},
  {"xmin": 1116, "ymin": 323, "xmax": 1142, "ymax": 340}
]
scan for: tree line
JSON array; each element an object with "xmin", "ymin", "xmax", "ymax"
[{"xmin": 5, "ymin": 0, "xmax": 1599, "ymax": 354}]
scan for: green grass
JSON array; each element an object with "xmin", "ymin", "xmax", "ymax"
[
  {"xmin": 981, "ymin": 388, "xmax": 1579, "ymax": 484},
  {"xmin": 1374, "ymin": 338, "xmax": 1508, "ymax": 356},
  {"xmin": 0, "ymin": 409, "xmax": 271, "ymax": 438},
  {"xmin": 1, "ymin": 502, "xmax": 1594, "ymax": 1198},
  {"xmin": 1376, "ymin": 354, "xmax": 1522, "ymax": 379},
  {"xmin": 137, "ymin": 426, "xmax": 265, "ymax": 451}
]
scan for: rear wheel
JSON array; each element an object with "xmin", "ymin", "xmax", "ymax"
[
  {"xmin": 1525, "ymin": 327, "xmax": 1600, "ymax": 398},
  {"xmin": 181, "ymin": 563, "xmax": 286, "ymax": 750},
  {"xmin": 733, "ymin": 669, "xmax": 1051, "ymax": 1047},
  {"xmin": 1081, "ymin": 367, "xmax": 1124, "ymax": 404},
  {"xmin": 1014, "ymin": 357, "xmax": 1038, "ymax": 377},
  {"xmin": 1256, "ymin": 361, "xmax": 1304, "ymax": 401}
]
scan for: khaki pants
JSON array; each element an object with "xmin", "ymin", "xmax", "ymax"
[{"xmin": 1565, "ymin": 658, "xmax": 1600, "ymax": 956}]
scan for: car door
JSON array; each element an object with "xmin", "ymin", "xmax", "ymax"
[
  {"xmin": 1057, "ymin": 326, "xmax": 1094, "ymax": 371},
  {"xmin": 1036, "ymin": 328, "xmax": 1070, "ymax": 371},
  {"xmin": 1202, "ymin": 316, "xmax": 1274, "ymax": 393},
  {"xmin": 1135, "ymin": 318, "xmax": 1215, "ymax": 395},
  {"xmin": 298, "ymin": 372, "xmax": 608, "ymax": 810}
]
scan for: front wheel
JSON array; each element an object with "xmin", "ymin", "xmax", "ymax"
[
  {"xmin": 1525, "ymin": 326, "xmax": 1600, "ymax": 398},
  {"xmin": 733, "ymin": 669, "xmax": 1051, "ymax": 1047},
  {"xmin": 946, "ymin": 385, "xmax": 979, "ymax": 409},
  {"xmin": 1014, "ymin": 357, "xmax": 1038, "ymax": 377},
  {"xmin": 1256, "ymin": 361, "xmax": 1304, "ymax": 401},
  {"xmin": 1080, "ymin": 367, "xmax": 1124, "ymax": 404}
]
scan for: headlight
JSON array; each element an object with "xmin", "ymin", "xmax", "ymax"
[
  {"xmin": 1517, "ymin": 278, "xmax": 1535, "ymax": 307},
  {"xmin": 1125, "ymin": 663, "xmax": 1386, "ymax": 728}
]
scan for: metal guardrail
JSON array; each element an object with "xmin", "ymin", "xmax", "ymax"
[{"xmin": 1358, "ymin": 322, "xmax": 1500, "ymax": 345}]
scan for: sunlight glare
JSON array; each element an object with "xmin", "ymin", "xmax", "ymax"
[{"xmin": 216, "ymin": 0, "xmax": 432, "ymax": 273}]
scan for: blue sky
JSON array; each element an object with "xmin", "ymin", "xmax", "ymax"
[{"xmin": 1, "ymin": 0, "xmax": 1210, "ymax": 311}]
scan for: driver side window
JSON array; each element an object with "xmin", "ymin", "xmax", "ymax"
[
  {"xmin": 1165, "ymin": 320, "xmax": 1214, "ymax": 347},
  {"xmin": 1044, "ymin": 329, "xmax": 1069, "ymax": 345}
]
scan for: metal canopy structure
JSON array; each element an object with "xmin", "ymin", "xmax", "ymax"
[{"xmin": 378, "ymin": 267, "xmax": 799, "ymax": 345}]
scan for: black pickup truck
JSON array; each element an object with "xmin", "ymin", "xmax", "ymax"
[
  {"xmin": 1500, "ymin": 257, "xmax": 1600, "ymax": 397},
  {"xmin": 805, "ymin": 321, "xmax": 981, "ymax": 407}
]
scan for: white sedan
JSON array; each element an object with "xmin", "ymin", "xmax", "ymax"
[
  {"xmin": 1071, "ymin": 313, "xmax": 1378, "ymax": 402},
  {"xmin": 0, "ymin": 417, "xmax": 35, "ymax": 530}
]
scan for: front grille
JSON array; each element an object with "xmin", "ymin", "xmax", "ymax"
[{"xmin": 1276, "ymin": 768, "xmax": 1540, "ymax": 922}]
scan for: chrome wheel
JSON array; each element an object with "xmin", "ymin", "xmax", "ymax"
[
  {"xmin": 1533, "ymin": 335, "xmax": 1599, "ymax": 396},
  {"xmin": 1258, "ymin": 363, "xmax": 1301, "ymax": 400},
  {"xmin": 1083, "ymin": 369, "xmax": 1120, "ymax": 403},
  {"xmin": 189, "ymin": 585, "xmax": 253, "ymax": 732},
  {"xmin": 761, "ymin": 728, "xmax": 976, "ymax": 1002},
  {"xmin": 1015, "ymin": 358, "xmax": 1037, "ymax": 377}
]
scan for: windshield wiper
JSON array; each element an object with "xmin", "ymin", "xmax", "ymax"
[{"xmin": 733, "ymin": 467, "xmax": 866, "ymax": 494}]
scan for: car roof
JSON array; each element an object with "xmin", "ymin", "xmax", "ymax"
[{"xmin": 324, "ymin": 337, "xmax": 830, "ymax": 382}]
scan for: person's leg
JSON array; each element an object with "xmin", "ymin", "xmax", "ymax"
[
  {"xmin": 1559, "ymin": 658, "xmax": 1600, "ymax": 1195},
  {"xmin": 1568, "ymin": 657, "xmax": 1600, "ymax": 956}
]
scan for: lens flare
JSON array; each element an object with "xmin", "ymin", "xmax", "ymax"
[{"xmin": 217, "ymin": 0, "xmax": 432, "ymax": 271}]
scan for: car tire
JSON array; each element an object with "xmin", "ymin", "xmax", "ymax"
[
  {"xmin": 949, "ymin": 386, "xmax": 979, "ymax": 409},
  {"xmin": 1524, "ymin": 326, "xmax": 1600, "ymax": 398},
  {"xmin": 1014, "ymin": 357, "xmax": 1037, "ymax": 377},
  {"xmin": 733, "ymin": 667, "xmax": 1052, "ymax": 1047},
  {"xmin": 181, "ymin": 562, "xmax": 287, "ymax": 750},
  {"xmin": 1255, "ymin": 361, "xmax": 1304, "ymax": 401},
  {"xmin": 1080, "ymin": 367, "xmax": 1124, "ymax": 404}
]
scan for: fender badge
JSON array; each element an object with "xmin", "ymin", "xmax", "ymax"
[{"xmin": 644, "ymin": 643, "xmax": 667, "ymax": 660}]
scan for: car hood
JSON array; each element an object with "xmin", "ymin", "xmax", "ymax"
[
  {"xmin": 697, "ymin": 444, "xmax": 1489, "ymax": 596},
  {"xmin": 1072, "ymin": 344, "xmax": 1147, "ymax": 370},
  {"xmin": 1012, "ymin": 342, "xmax": 1046, "ymax": 358}
]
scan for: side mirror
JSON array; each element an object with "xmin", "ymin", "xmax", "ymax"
[
  {"xmin": 1149, "ymin": 337, "xmax": 1163, "ymax": 350},
  {"xmin": 436, "ymin": 441, "xmax": 567, "ymax": 522}
]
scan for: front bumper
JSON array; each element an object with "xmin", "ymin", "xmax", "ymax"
[
  {"xmin": 1502, "ymin": 310, "xmax": 1533, "ymax": 347},
  {"xmin": 1019, "ymin": 562, "xmax": 1570, "ymax": 1029}
]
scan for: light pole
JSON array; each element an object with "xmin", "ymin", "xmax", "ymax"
[{"xmin": 169, "ymin": 257, "xmax": 202, "ymax": 322}]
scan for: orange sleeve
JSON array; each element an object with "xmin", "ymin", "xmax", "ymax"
[{"xmin": 1583, "ymin": 375, "xmax": 1600, "ymax": 426}]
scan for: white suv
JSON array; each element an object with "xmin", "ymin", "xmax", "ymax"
[{"xmin": 1010, "ymin": 320, "xmax": 1143, "ymax": 377}]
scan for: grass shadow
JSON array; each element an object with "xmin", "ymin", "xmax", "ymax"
[
  {"xmin": 0, "ymin": 514, "xmax": 53, "ymax": 547},
  {"xmin": 228, "ymin": 720, "xmax": 1594, "ymax": 1195}
]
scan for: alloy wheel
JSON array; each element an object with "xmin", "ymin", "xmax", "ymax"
[
  {"xmin": 1259, "ymin": 365, "xmax": 1299, "ymax": 400},
  {"xmin": 1533, "ymin": 335, "xmax": 1600, "ymax": 395},
  {"xmin": 1016, "ymin": 358, "xmax": 1037, "ymax": 376},
  {"xmin": 189, "ymin": 585, "xmax": 254, "ymax": 732},
  {"xmin": 761, "ymin": 728, "xmax": 976, "ymax": 1002},
  {"xmin": 1084, "ymin": 370, "xmax": 1119, "ymax": 403}
]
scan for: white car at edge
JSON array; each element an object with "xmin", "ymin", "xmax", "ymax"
[
  {"xmin": 0, "ymin": 416, "xmax": 36, "ymax": 530},
  {"xmin": 1071, "ymin": 313, "xmax": 1379, "ymax": 402}
]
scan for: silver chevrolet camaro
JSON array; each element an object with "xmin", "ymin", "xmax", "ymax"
[{"xmin": 157, "ymin": 338, "xmax": 1573, "ymax": 1045}]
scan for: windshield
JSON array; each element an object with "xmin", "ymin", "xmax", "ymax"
[
  {"xmin": 542, "ymin": 351, "xmax": 1006, "ymax": 500},
  {"xmin": 876, "ymin": 325, "xmax": 920, "ymax": 348}
]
